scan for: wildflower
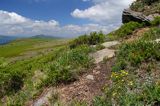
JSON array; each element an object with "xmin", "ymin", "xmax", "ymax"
[
  {"xmin": 156, "ymin": 80, "xmax": 160, "ymax": 85},
  {"xmin": 121, "ymin": 70, "xmax": 128, "ymax": 75},
  {"xmin": 112, "ymin": 92, "xmax": 116, "ymax": 97},
  {"xmin": 128, "ymin": 81, "xmax": 133, "ymax": 86}
]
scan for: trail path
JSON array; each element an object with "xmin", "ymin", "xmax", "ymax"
[{"xmin": 31, "ymin": 41, "xmax": 120, "ymax": 106}]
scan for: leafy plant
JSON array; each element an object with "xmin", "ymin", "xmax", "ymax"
[
  {"xmin": 141, "ymin": 27, "xmax": 160, "ymax": 40},
  {"xmin": 151, "ymin": 16, "xmax": 160, "ymax": 26},
  {"xmin": 113, "ymin": 40, "xmax": 160, "ymax": 71},
  {"xmin": 108, "ymin": 22, "xmax": 143, "ymax": 40},
  {"xmin": 70, "ymin": 31, "xmax": 105, "ymax": 48},
  {"xmin": 43, "ymin": 45, "xmax": 93, "ymax": 86}
]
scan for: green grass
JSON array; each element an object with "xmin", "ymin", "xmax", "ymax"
[
  {"xmin": 108, "ymin": 22, "xmax": 143, "ymax": 40},
  {"xmin": 151, "ymin": 16, "xmax": 160, "ymax": 26},
  {"xmin": 0, "ymin": 40, "xmax": 94, "ymax": 105},
  {"xmin": 141, "ymin": 27, "xmax": 160, "ymax": 40},
  {"xmin": 0, "ymin": 38, "xmax": 69, "ymax": 58},
  {"xmin": 69, "ymin": 31, "xmax": 105, "ymax": 48},
  {"xmin": 94, "ymin": 25, "xmax": 160, "ymax": 105},
  {"xmin": 130, "ymin": 0, "xmax": 160, "ymax": 15}
]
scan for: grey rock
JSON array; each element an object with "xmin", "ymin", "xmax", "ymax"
[
  {"xmin": 86, "ymin": 75, "xmax": 94, "ymax": 80},
  {"xmin": 122, "ymin": 9, "xmax": 159, "ymax": 24}
]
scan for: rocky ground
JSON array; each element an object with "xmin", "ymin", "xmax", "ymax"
[{"xmin": 29, "ymin": 40, "xmax": 120, "ymax": 106}]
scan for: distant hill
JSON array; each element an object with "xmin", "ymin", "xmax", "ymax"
[
  {"xmin": 31, "ymin": 34, "xmax": 61, "ymax": 39},
  {"xmin": 0, "ymin": 35, "xmax": 17, "ymax": 45}
]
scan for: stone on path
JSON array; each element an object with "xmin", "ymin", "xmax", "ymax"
[
  {"xmin": 155, "ymin": 39, "xmax": 160, "ymax": 43},
  {"xmin": 86, "ymin": 75, "xmax": 94, "ymax": 80},
  {"xmin": 102, "ymin": 41, "xmax": 120, "ymax": 48},
  {"xmin": 91, "ymin": 48, "xmax": 115, "ymax": 64}
]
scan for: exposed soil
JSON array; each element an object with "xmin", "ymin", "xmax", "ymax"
[
  {"xmin": 30, "ymin": 41, "xmax": 118, "ymax": 106},
  {"xmin": 30, "ymin": 58, "xmax": 115, "ymax": 106},
  {"xmin": 57, "ymin": 59, "xmax": 115, "ymax": 105}
]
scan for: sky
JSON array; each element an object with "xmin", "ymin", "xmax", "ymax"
[{"xmin": 0, "ymin": 0, "xmax": 134, "ymax": 38}]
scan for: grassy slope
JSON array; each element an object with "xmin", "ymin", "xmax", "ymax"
[
  {"xmin": 0, "ymin": 35, "xmax": 95, "ymax": 105},
  {"xmin": 0, "ymin": 38, "xmax": 69, "ymax": 58}
]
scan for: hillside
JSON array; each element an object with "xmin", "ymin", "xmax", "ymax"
[
  {"xmin": 31, "ymin": 35, "xmax": 62, "ymax": 39},
  {"xmin": 0, "ymin": 38, "xmax": 68, "ymax": 58},
  {"xmin": 0, "ymin": 0, "xmax": 160, "ymax": 106}
]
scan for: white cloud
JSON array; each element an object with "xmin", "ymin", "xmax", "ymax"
[
  {"xmin": 0, "ymin": 0, "xmax": 135, "ymax": 38},
  {"xmin": 0, "ymin": 10, "xmax": 113, "ymax": 38},
  {"xmin": 72, "ymin": 0, "xmax": 135, "ymax": 24},
  {"xmin": 82, "ymin": 0, "xmax": 90, "ymax": 2}
]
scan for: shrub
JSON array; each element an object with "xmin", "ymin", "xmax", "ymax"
[
  {"xmin": 0, "ymin": 57, "xmax": 8, "ymax": 68},
  {"xmin": 130, "ymin": 0, "xmax": 160, "ymax": 15},
  {"xmin": 93, "ymin": 70, "xmax": 160, "ymax": 106},
  {"xmin": 113, "ymin": 40, "xmax": 160, "ymax": 71},
  {"xmin": 70, "ymin": 31, "xmax": 105, "ymax": 48},
  {"xmin": 130, "ymin": 1, "xmax": 145, "ymax": 12},
  {"xmin": 143, "ymin": 0, "xmax": 159, "ymax": 5},
  {"xmin": 44, "ymin": 45, "xmax": 93, "ymax": 86},
  {"xmin": 151, "ymin": 16, "xmax": 160, "ymax": 26},
  {"xmin": 141, "ymin": 27, "xmax": 160, "ymax": 40},
  {"xmin": 69, "ymin": 35, "xmax": 89, "ymax": 48},
  {"xmin": 89, "ymin": 31, "xmax": 105, "ymax": 45},
  {"xmin": 0, "ymin": 71, "xmax": 24, "ymax": 97},
  {"xmin": 108, "ymin": 22, "xmax": 143, "ymax": 40}
]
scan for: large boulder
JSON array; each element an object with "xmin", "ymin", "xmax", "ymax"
[{"xmin": 122, "ymin": 9, "xmax": 159, "ymax": 25}]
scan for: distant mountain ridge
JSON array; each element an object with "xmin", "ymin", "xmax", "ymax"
[
  {"xmin": 0, "ymin": 35, "xmax": 17, "ymax": 45},
  {"xmin": 31, "ymin": 34, "xmax": 62, "ymax": 39}
]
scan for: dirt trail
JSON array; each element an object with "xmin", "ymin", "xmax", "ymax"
[{"xmin": 31, "ymin": 41, "xmax": 119, "ymax": 106}]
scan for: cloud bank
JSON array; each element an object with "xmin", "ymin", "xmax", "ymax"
[
  {"xmin": 0, "ymin": 10, "xmax": 111, "ymax": 37},
  {"xmin": 0, "ymin": 0, "xmax": 134, "ymax": 37},
  {"xmin": 72, "ymin": 0, "xmax": 134, "ymax": 24}
]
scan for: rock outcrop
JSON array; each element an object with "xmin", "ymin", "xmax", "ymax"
[{"xmin": 122, "ymin": 9, "xmax": 159, "ymax": 24}]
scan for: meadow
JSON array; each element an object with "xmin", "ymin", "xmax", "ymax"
[{"xmin": 0, "ymin": 38, "xmax": 69, "ymax": 58}]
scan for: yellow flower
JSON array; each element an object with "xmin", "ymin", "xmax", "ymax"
[
  {"xmin": 112, "ymin": 92, "xmax": 116, "ymax": 96},
  {"xmin": 128, "ymin": 81, "xmax": 133, "ymax": 86},
  {"xmin": 156, "ymin": 80, "xmax": 160, "ymax": 85}
]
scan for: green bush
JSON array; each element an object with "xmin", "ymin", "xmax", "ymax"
[
  {"xmin": 113, "ymin": 40, "xmax": 160, "ymax": 71},
  {"xmin": 131, "ymin": 1, "xmax": 145, "ymax": 12},
  {"xmin": 69, "ymin": 35, "xmax": 89, "ymax": 48},
  {"xmin": 70, "ymin": 31, "xmax": 105, "ymax": 48},
  {"xmin": 93, "ymin": 70, "xmax": 160, "ymax": 106},
  {"xmin": 44, "ymin": 45, "xmax": 93, "ymax": 86},
  {"xmin": 151, "ymin": 17, "xmax": 160, "ymax": 26},
  {"xmin": 130, "ymin": 0, "xmax": 160, "ymax": 15},
  {"xmin": 141, "ymin": 27, "xmax": 160, "ymax": 40},
  {"xmin": 89, "ymin": 31, "xmax": 105, "ymax": 45},
  {"xmin": 0, "ymin": 57, "xmax": 8, "ymax": 68},
  {"xmin": 0, "ymin": 70, "xmax": 24, "ymax": 97},
  {"xmin": 108, "ymin": 22, "xmax": 143, "ymax": 40}
]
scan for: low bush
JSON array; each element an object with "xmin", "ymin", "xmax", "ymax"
[
  {"xmin": 151, "ymin": 16, "xmax": 160, "ymax": 26},
  {"xmin": 0, "ymin": 70, "xmax": 24, "ymax": 97},
  {"xmin": 130, "ymin": 0, "xmax": 160, "ymax": 15},
  {"xmin": 108, "ymin": 22, "xmax": 143, "ymax": 40},
  {"xmin": 113, "ymin": 40, "xmax": 160, "ymax": 71},
  {"xmin": 93, "ymin": 70, "xmax": 160, "ymax": 106},
  {"xmin": 43, "ymin": 45, "xmax": 93, "ymax": 86},
  {"xmin": 70, "ymin": 31, "xmax": 105, "ymax": 48},
  {"xmin": 141, "ymin": 27, "xmax": 160, "ymax": 40},
  {"xmin": 0, "ymin": 57, "xmax": 8, "ymax": 68}
]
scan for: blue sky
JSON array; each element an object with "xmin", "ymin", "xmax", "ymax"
[
  {"xmin": 0, "ymin": 0, "xmax": 91, "ymax": 25},
  {"xmin": 0, "ymin": 0, "xmax": 134, "ymax": 37}
]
